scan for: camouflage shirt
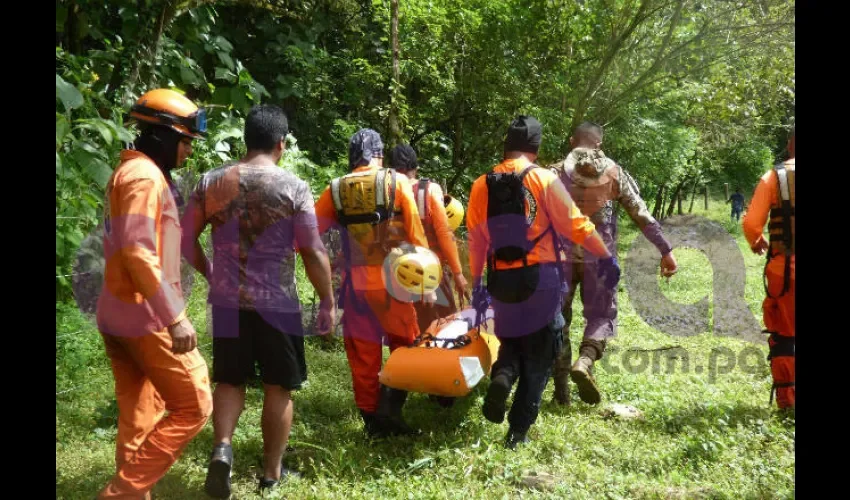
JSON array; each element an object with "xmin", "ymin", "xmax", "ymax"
[
  {"xmin": 549, "ymin": 148, "xmax": 668, "ymax": 260},
  {"xmin": 190, "ymin": 162, "xmax": 317, "ymax": 312}
]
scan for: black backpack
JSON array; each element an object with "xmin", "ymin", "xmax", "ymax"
[{"xmin": 485, "ymin": 165, "xmax": 551, "ymax": 268}]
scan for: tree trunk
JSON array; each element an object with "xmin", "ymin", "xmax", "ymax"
[
  {"xmin": 144, "ymin": 2, "xmax": 177, "ymax": 90},
  {"xmin": 688, "ymin": 178, "xmax": 698, "ymax": 213},
  {"xmin": 653, "ymin": 184, "xmax": 666, "ymax": 220},
  {"xmin": 569, "ymin": 0, "xmax": 652, "ymax": 134},
  {"xmin": 105, "ymin": 54, "xmax": 126, "ymax": 103},
  {"xmin": 666, "ymin": 181, "xmax": 684, "ymax": 218},
  {"xmin": 677, "ymin": 187, "xmax": 683, "ymax": 214},
  {"xmin": 704, "ymin": 185, "xmax": 709, "ymax": 210},
  {"xmin": 387, "ymin": 0, "xmax": 402, "ymax": 145},
  {"xmin": 121, "ymin": 1, "xmax": 178, "ymax": 102},
  {"xmin": 64, "ymin": 0, "xmax": 81, "ymax": 55}
]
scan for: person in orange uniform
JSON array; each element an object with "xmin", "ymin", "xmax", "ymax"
[
  {"xmin": 390, "ymin": 144, "xmax": 468, "ymax": 408},
  {"xmin": 742, "ymin": 126, "xmax": 795, "ymax": 412},
  {"xmin": 467, "ymin": 115, "xmax": 620, "ymax": 449},
  {"xmin": 95, "ymin": 88, "xmax": 212, "ymax": 499},
  {"xmin": 389, "ymin": 144, "xmax": 468, "ymax": 334},
  {"xmin": 314, "ymin": 129, "xmax": 429, "ymax": 437}
]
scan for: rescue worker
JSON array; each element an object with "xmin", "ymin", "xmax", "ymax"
[
  {"xmin": 389, "ymin": 144, "xmax": 468, "ymax": 336},
  {"xmin": 182, "ymin": 104, "xmax": 336, "ymax": 496},
  {"xmin": 389, "ymin": 143, "xmax": 468, "ymax": 408},
  {"xmin": 467, "ymin": 115, "xmax": 620, "ymax": 449},
  {"xmin": 742, "ymin": 126, "xmax": 795, "ymax": 412},
  {"xmin": 314, "ymin": 129, "xmax": 429, "ymax": 437},
  {"xmin": 95, "ymin": 88, "xmax": 212, "ymax": 499},
  {"xmin": 548, "ymin": 121, "xmax": 678, "ymax": 406}
]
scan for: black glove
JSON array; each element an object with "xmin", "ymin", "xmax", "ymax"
[
  {"xmin": 597, "ymin": 256, "xmax": 621, "ymax": 289},
  {"xmin": 471, "ymin": 284, "xmax": 491, "ymax": 326}
]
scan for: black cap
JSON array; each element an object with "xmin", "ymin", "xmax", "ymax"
[
  {"xmin": 390, "ymin": 144, "xmax": 418, "ymax": 172},
  {"xmin": 504, "ymin": 115, "xmax": 542, "ymax": 154}
]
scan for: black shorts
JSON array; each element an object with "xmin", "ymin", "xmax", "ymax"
[{"xmin": 210, "ymin": 306, "xmax": 306, "ymax": 390}]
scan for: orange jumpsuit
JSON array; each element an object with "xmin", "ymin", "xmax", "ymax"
[
  {"xmin": 409, "ymin": 178, "xmax": 463, "ymax": 333},
  {"xmin": 743, "ymin": 158, "xmax": 795, "ymax": 409},
  {"xmin": 315, "ymin": 165, "xmax": 428, "ymax": 412},
  {"xmin": 96, "ymin": 150, "xmax": 212, "ymax": 499}
]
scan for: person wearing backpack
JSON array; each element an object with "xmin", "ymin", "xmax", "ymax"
[
  {"xmin": 315, "ymin": 129, "xmax": 430, "ymax": 437},
  {"xmin": 389, "ymin": 144, "xmax": 468, "ymax": 335},
  {"xmin": 390, "ymin": 144, "xmax": 468, "ymax": 408},
  {"xmin": 742, "ymin": 126, "xmax": 795, "ymax": 412},
  {"xmin": 548, "ymin": 121, "xmax": 678, "ymax": 407},
  {"xmin": 466, "ymin": 115, "xmax": 620, "ymax": 449}
]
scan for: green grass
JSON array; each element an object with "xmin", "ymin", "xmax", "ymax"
[{"xmin": 56, "ymin": 196, "xmax": 794, "ymax": 499}]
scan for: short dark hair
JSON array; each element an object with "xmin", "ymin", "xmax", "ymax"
[
  {"xmin": 244, "ymin": 104, "xmax": 288, "ymax": 152},
  {"xmin": 390, "ymin": 144, "xmax": 418, "ymax": 172},
  {"xmin": 574, "ymin": 121, "xmax": 603, "ymax": 143}
]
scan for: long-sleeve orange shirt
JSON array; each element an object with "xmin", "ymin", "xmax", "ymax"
[
  {"xmin": 466, "ymin": 157, "xmax": 602, "ymax": 281},
  {"xmin": 96, "ymin": 150, "xmax": 187, "ymax": 337},
  {"xmin": 743, "ymin": 158, "xmax": 795, "ymax": 277},
  {"xmin": 410, "ymin": 178, "xmax": 463, "ymax": 275},
  {"xmin": 315, "ymin": 165, "xmax": 428, "ymax": 290}
]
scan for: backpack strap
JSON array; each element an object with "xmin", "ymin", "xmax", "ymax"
[
  {"xmin": 375, "ymin": 169, "xmax": 387, "ymax": 215},
  {"xmin": 330, "ymin": 177, "xmax": 343, "ymax": 214},
  {"xmin": 417, "ymin": 178, "xmax": 430, "ymax": 221},
  {"xmin": 386, "ymin": 168, "xmax": 398, "ymax": 220},
  {"xmin": 766, "ymin": 163, "xmax": 794, "ymax": 298}
]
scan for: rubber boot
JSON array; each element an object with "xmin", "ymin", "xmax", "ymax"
[
  {"xmin": 377, "ymin": 385, "xmax": 418, "ymax": 436},
  {"xmin": 360, "ymin": 409, "xmax": 389, "ymax": 438}
]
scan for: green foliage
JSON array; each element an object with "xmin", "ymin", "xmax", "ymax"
[
  {"xmin": 55, "ymin": 0, "xmax": 794, "ymax": 300},
  {"xmin": 56, "ymin": 205, "xmax": 795, "ymax": 499},
  {"xmin": 56, "ymin": 2, "xmax": 794, "ymax": 495}
]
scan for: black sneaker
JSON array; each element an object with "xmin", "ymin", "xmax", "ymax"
[
  {"xmin": 482, "ymin": 374, "xmax": 511, "ymax": 424},
  {"xmin": 258, "ymin": 464, "xmax": 301, "ymax": 491},
  {"xmin": 205, "ymin": 443, "xmax": 233, "ymax": 499},
  {"xmin": 504, "ymin": 429, "xmax": 529, "ymax": 450}
]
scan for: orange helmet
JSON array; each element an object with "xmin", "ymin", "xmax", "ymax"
[{"xmin": 128, "ymin": 88, "xmax": 207, "ymax": 139}]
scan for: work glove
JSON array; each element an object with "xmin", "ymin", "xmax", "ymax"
[
  {"xmin": 597, "ymin": 256, "xmax": 621, "ymax": 289},
  {"xmin": 471, "ymin": 284, "xmax": 491, "ymax": 327}
]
